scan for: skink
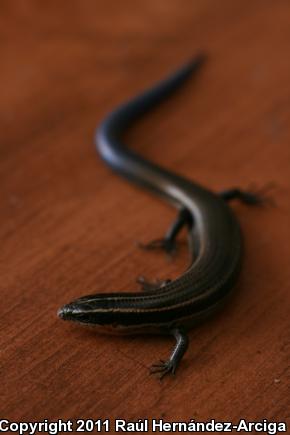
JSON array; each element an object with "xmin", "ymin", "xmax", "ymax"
[{"xmin": 58, "ymin": 54, "xmax": 265, "ymax": 378}]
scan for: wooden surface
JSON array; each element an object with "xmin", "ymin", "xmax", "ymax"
[{"xmin": 1, "ymin": 0, "xmax": 289, "ymax": 428}]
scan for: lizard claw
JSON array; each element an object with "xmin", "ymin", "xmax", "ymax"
[
  {"xmin": 149, "ymin": 359, "xmax": 176, "ymax": 380},
  {"xmin": 137, "ymin": 238, "xmax": 177, "ymax": 258},
  {"xmin": 244, "ymin": 182, "xmax": 276, "ymax": 206},
  {"xmin": 137, "ymin": 276, "xmax": 171, "ymax": 291}
]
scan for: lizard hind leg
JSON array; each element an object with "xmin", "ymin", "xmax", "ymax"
[
  {"xmin": 220, "ymin": 183, "xmax": 276, "ymax": 206},
  {"xmin": 138, "ymin": 208, "xmax": 193, "ymax": 258}
]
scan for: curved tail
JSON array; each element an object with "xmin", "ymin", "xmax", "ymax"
[{"xmin": 95, "ymin": 54, "xmax": 206, "ymax": 207}]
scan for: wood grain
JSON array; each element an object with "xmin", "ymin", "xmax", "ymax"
[{"xmin": 1, "ymin": 0, "xmax": 289, "ymax": 427}]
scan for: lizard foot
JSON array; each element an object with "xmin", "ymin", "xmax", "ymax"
[{"xmin": 149, "ymin": 359, "xmax": 176, "ymax": 380}]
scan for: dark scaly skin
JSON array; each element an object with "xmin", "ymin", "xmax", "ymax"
[{"xmin": 58, "ymin": 55, "xmax": 261, "ymax": 378}]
